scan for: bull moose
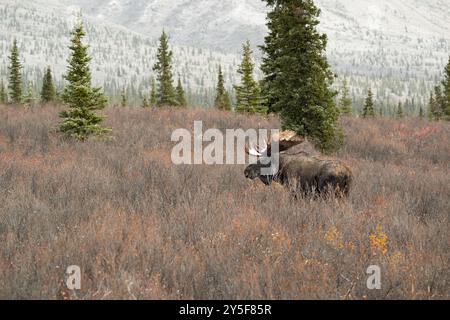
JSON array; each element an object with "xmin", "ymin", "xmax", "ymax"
[{"xmin": 244, "ymin": 131, "xmax": 353, "ymax": 196}]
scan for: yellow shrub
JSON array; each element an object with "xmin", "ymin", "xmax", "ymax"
[
  {"xmin": 370, "ymin": 225, "xmax": 389, "ymax": 256},
  {"xmin": 325, "ymin": 226, "xmax": 344, "ymax": 249}
]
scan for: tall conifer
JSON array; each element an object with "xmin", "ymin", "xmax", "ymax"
[
  {"xmin": 234, "ymin": 41, "xmax": 266, "ymax": 114},
  {"xmin": 24, "ymin": 81, "xmax": 35, "ymax": 106},
  {"xmin": 433, "ymin": 86, "xmax": 444, "ymax": 120},
  {"xmin": 176, "ymin": 78, "xmax": 187, "ymax": 107},
  {"xmin": 8, "ymin": 39, "xmax": 23, "ymax": 104},
  {"xmin": 142, "ymin": 95, "xmax": 149, "ymax": 108},
  {"xmin": 150, "ymin": 77, "xmax": 157, "ymax": 107},
  {"xmin": 339, "ymin": 79, "xmax": 352, "ymax": 115},
  {"xmin": 260, "ymin": 0, "xmax": 342, "ymax": 151},
  {"xmin": 397, "ymin": 102, "xmax": 404, "ymax": 118},
  {"xmin": 419, "ymin": 106, "xmax": 424, "ymax": 118},
  {"xmin": 153, "ymin": 31, "xmax": 177, "ymax": 106},
  {"xmin": 121, "ymin": 87, "xmax": 127, "ymax": 107},
  {"xmin": 428, "ymin": 92, "xmax": 438, "ymax": 120},
  {"xmin": 442, "ymin": 56, "xmax": 450, "ymax": 119},
  {"xmin": 41, "ymin": 66, "xmax": 56, "ymax": 103},
  {"xmin": 215, "ymin": 66, "xmax": 232, "ymax": 111},
  {"xmin": 0, "ymin": 80, "xmax": 7, "ymax": 104},
  {"xmin": 363, "ymin": 89, "xmax": 376, "ymax": 118},
  {"xmin": 59, "ymin": 20, "xmax": 110, "ymax": 140}
]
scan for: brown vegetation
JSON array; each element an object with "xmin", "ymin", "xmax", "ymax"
[{"xmin": 0, "ymin": 104, "xmax": 449, "ymax": 299}]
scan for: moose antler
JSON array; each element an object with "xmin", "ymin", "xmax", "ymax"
[
  {"xmin": 274, "ymin": 130, "xmax": 305, "ymax": 152},
  {"xmin": 245, "ymin": 131, "xmax": 304, "ymax": 156},
  {"xmin": 245, "ymin": 142, "xmax": 264, "ymax": 157}
]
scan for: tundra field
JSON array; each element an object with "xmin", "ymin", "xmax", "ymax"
[{"xmin": 0, "ymin": 105, "xmax": 449, "ymax": 300}]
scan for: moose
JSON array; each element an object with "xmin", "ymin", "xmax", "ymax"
[{"xmin": 244, "ymin": 131, "xmax": 353, "ymax": 196}]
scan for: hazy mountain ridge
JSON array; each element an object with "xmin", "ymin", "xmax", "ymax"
[
  {"xmin": 63, "ymin": 0, "xmax": 450, "ymax": 51},
  {"xmin": 64, "ymin": 0, "xmax": 450, "ymax": 110},
  {"xmin": 0, "ymin": 0, "xmax": 244, "ymax": 106},
  {"xmin": 1, "ymin": 0, "xmax": 450, "ymax": 110},
  {"xmin": 62, "ymin": 0, "xmax": 269, "ymax": 53}
]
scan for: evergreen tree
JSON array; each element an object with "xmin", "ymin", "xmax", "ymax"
[
  {"xmin": 24, "ymin": 81, "xmax": 35, "ymax": 106},
  {"xmin": 221, "ymin": 91, "xmax": 232, "ymax": 111},
  {"xmin": 419, "ymin": 106, "xmax": 425, "ymax": 118},
  {"xmin": 150, "ymin": 77, "xmax": 157, "ymax": 106},
  {"xmin": 121, "ymin": 87, "xmax": 127, "ymax": 107},
  {"xmin": 176, "ymin": 78, "xmax": 187, "ymax": 107},
  {"xmin": 153, "ymin": 31, "xmax": 177, "ymax": 106},
  {"xmin": 396, "ymin": 102, "xmax": 404, "ymax": 119},
  {"xmin": 235, "ymin": 41, "xmax": 267, "ymax": 114},
  {"xmin": 260, "ymin": 0, "xmax": 342, "ymax": 151},
  {"xmin": 59, "ymin": 20, "xmax": 110, "ymax": 141},
  {"xmin": 428, "ymin": 92, "xmax": 438, "ymax": 121},
  {"xmin": 142, "ymin": 95, "xmax": 149, "ymax": 108},
  {"xmin": 442, "ymin": 56, "xmax": 450, "ymax": 119},
  {"xmin": 363, "ymin": 88, "xmax": 376, "ymax": 118},
  {"xmin": 8, "ymin": 39, "xmax": 23, "ymax": 104},
  {"xmin": 0, "ymin": 80, "xmax": 7, "ymax": 104},
  {"xmin": 433, "ymin": 86, "xmax": 444, "ymax": 120},
  {"xmin": 339, "ymin": 79, "xmax": 352, "ymax": 115},
  {"xmin": 214, "ymin": 66, "xmax": 232, "ymax": 111},
  {"xmin": 41, "ymin": 66, "xmax": 56, "ymax": 103}
]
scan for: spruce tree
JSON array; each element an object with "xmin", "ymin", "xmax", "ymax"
[
  {"xmin": 150, "ymin": 77, "xmax": 157, "ymax": 106},
  {"xmin": 176, "ymin": 78, "xmax": 187, "ymax": 107},
  {"xmin": 339, "ymin": 79, "xmax": 352, "ymax": 115},
  {"xmin": 59, "ymin": 20, "xmax": 110, "ymax": 141},
  {"xmin": 153, "ymin": 31, "xmax": 177, "ymax": 106},
  {"xmin": 397, "ymin": 102, "xmax": 404, "ymax": 119},
  {"xmin": 428, "ymin": 92, "xmax": 438, "ymax": 121},
  {"xmin": 433, "ymin": 86, "xmax": 444, "ymax": 120},
  {"xmin": 419, "ymin": 106, "xmax": 425, "ymax": 118},
  {"xmin": 0, "ymin": 80, "xmax": 7, "ymax": 104},
  {"xmin": 260, "ymin": 0, "xmax": 342, "ymax": 151},
  {"xmin": 235, "ymin": 41, "xmax": 267, "ymax": 114},
  {"xmin": 8, "ymin": 39, "xmax": 23, "ymax": 104},
  {"xmin": 24, "ymin": 81, "xmax": 35, "ymax": 106},
  {"xmin": 442, "ymin": 56, "xmax": 450, "ymax": 119},
  {"xmin": 142, "ymin": 95, "xmax": 149, "ymax": 108},
  {"xmin": 41, "ymin": 66, "xmax": 56, "ymax": 103},
  {"xmin": 220, "ymin": 91, "xmax": 232, "ymax": 111},
  {"xmin": 121, "ymin": 87, "xmax": 127, "ymax": 107},
  {"xmin": 363, "ymin": 88, "xmax": 376, "ymax": 118},
  {"xmin": 215, "ymin": 66, "xmax": 232, "ymax": 111}
]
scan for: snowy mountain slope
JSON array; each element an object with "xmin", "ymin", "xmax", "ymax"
[
  {"xmin": 61, "ymin": 0, "xmax": 268, "ymax": 53},
  {"xmin": 1, "ymin": 0, "xmax": 450, "ymax": 109},
  {"xmin": 58, "ymin": 0, "xmax": 450, "ymax": 109},
  {"xmin": 63, "ymin": 0, "xmax": 450, "ymax": 51},
  {"xmin": 0, "ymin": 0, "xmax": 244, "ymax": 106},
  {"xmin": 320, "ymin": 0, "xmax": 450, "ymax": 39}
]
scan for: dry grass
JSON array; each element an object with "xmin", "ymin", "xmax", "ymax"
[{"xmin": 0, "ymin": 104, "xmax": 449, "ymax": 300}]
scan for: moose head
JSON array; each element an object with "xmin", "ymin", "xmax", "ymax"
[{"xmin": 244, "ymin": 131, "xmax": 305, "ymax": 184}]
